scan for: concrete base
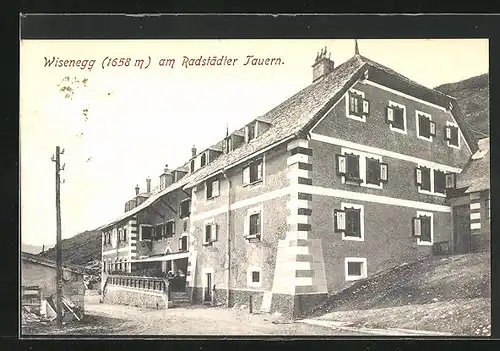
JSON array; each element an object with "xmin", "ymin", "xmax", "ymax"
[
  {"xmin": 270, "ymin": 293, "xmax": 328, "ymax": 319},
  {"xmin": 104, "ymin": 285, "xmax": 172, "ymax": 309}
]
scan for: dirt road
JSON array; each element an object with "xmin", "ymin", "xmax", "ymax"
[{"xmin": 23, "ymin": 294, "xmax": 361, "ymax": 336}]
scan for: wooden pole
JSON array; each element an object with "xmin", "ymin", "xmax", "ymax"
[{"xmin": 52, "ymin": 146, "xmax": 64, "ymax": 327}]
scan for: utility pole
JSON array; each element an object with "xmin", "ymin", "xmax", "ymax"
[{"xmin": 51, "ymin": 146, "xmax": 65, "ymax": 327}]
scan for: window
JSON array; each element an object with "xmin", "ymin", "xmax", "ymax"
[
  {"xmin": 445, "ymin": 173, "xmax": 456, "ymax": 189},
  {"xmin": 153, "ymin": 224, "xmax": 163, "ymax": 240},
  {"xmin": 433, "ymin": 170, "xmax": 446, "ymax": 194},
  {"xmin": 243, "ymin": 159, "xmax": 263, "ymax": 186},
  {"xmin": 346, "ymin": 89, "xmax": 370, "ymax": 122},
  {"xmin": 415, "ymin": 166, "xmax": 431, "ymax": 192},
  {"xmin": 245, "ymin": 207, "xmax": 262, "ymax": 240},
  {"xmin": 416, "ymin": 111, "xmax": 435, "ymax": 141},
  {"xmin": 179, "ymin": 200, "xmax": 191, "ymax": 218},
  {"xmin": 415, "ymin": 166, "xmax": 447, "ymax": 197},
  {"xmin": 107, "ymin": 232, "xmax": 111, "ymax": 244},
  {"xmin": 337, "ymin": 149, "xmax": 388, "ymax": 188},
  {"xmin": 200, "ymin": 153, "xmax": 207, "ymax": 167},
  {"xmin": 206, "ymin": 177, "xmax": 220, "ymax": 200},
  {"xmin": 247, "ymin": 267, "xmax": 262, "ymax": 287},
  {"xmin": 334, "ymin": 203, "xmax": 364, "ymax": 241},
  {"xmin": 224, "ymin": 137, "xmax": 232, "ymax": 154},
  {"xmin": 165, "ymin": 220, "xmax": 175, "ymax": 237},
  {"xmin": 366, "ymin": 157, "xmax": 381, "ymax": 185},
  {"xmin": 190, "ymin": 160, "xmax": 195, "ymax": 173},
  {"xmin": 412, "ymin": 211, "xmax": 433, "ymax": 245},
  {"xmin": 123, "ymin": 229, "xmax": 127, "ymax": 242},
  {"xmin": 203, "ymin": 220, "xmax": 217, "ymax": 245},
  {"xmin": 117, "ymin": 229, "xmax": 122, "ymax": 242},
  {"xmin": 345, "ymin": 258, "xmax": 367, "ymax": 281},
  {"xmin": 179, "ymin": 235, "xmax": 188, "ymax": 251},
  {"xmin": 444, "ymin": 122, "xmax": 460, "ymax": 148},
  {"xmin": 141, "ymin": 226, "xmax": 152, "ymax": 240},
  {"xmin": 245, "ymin": 123, "xmax": 256, "ymax": 142},
  {"xmin": 385, "ymin": 102, "xmax": 406, "ymax": 133}
]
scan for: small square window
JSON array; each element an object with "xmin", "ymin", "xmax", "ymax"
[
  {"xmin": 252, "ymin": 271, "xmax": 260, "ymax": 283},
  {"xmin": 347, "ymin": 261, "xmax": 362, "ymax": 276},
  {"xmin": 345, "ymin": 258, "xmax": 367, "ymax": 281}
]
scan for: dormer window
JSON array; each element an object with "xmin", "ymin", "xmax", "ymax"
[
  {"xmin": 190, "ymin": 160, "xmax": 195, "ymax": 173},
  {"xmin": 224, "ymin": 137, "xmax": 232, "ymax": 154},
  {"xmin": 200, "ymin": 153, "xmax": 207, "ymax": 167},
  {"xmin": 245, "ymin": 123, "xmax": 257, "ymax": 143}
]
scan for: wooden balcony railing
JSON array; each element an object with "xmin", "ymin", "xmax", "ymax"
[{"xmin": 107, "ymin": 275, "xmax": 171, "ymax": 300}]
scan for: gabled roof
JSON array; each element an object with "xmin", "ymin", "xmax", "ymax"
[
  {"xmin": 21, "ymin": 252, "xmax": 84, "ymax": 275},
  {"xmin": 456, "ymin": 137, "xmax": 490, "ymax": 193}
]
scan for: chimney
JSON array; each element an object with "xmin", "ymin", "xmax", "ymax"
[
  {"xmin": 135, "ymin": 184, "xmax": 140, "ymax": 196},
  {"xmin": 312, "ymin": 46, "xmax": 335, "ymax": 83},
  {"xmin": 146, "ymin": 177, "xmax": 151, "ymax": 193},
  {"xmin": 159, "ymin": 164, "xmax": 174, "ymax": 189},
  {"xmin": 191, "ymin": 144, "xmax": 197, "ymax": 157}
]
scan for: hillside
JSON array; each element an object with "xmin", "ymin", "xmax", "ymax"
[
  {"xmin": 307, "ymin": 251, "xmax": 491, "ymax": 335},
  {"xmin": 434, "ymin": 73, "xmax": 489, "ymax": 142},
  {"xmin": 38, "ymin": 230, "xmax": 101, "ymax": 266},
  {"xmin": 22, "ymin": 243, "xmax": 48, "ymax": 255}
]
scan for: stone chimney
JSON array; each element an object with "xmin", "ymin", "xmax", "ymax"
[
  {"xmin": 135, "ymin": 184, "xmax": 140, "ymax": 196},
  {"xmin": 146, "ymin": 177, "xmax": 151, "ymax": 193},
  {"xmin": 159, "ymin": 164, "xmax": 174, "ymax": 189},
  {"xmin": 312, "ymin": 46, "xmax": 335, "ymax": 83}
]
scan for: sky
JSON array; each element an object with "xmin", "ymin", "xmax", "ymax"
[{"xmin": 20, "ymin": 39, "xmax": 489, "ymax": 246}]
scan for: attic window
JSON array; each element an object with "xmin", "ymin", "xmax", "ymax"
[
  {"xmin": 346, "ymin": 89, "xmax": 369, "ymax": 122},
  {"xmin": 190, "ymin": 160, "xmax": 195, "ymax": 173},
  {"xmin": 245, "ymin": 123, "xmax": 256, "ymax": 142},
  {"xmin": 200, "ymin": 153, "xmax": 207, "ymax": 167},
  {"xmin": 444, "ymin": 122, "xmax": 459, "ymax": 148}
]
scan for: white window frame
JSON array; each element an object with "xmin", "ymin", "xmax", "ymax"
[
  {"xmin": 245, "ymin": 205, "xmax": 263, "ymax": 240},
  {"xmin": 388, "ymin": 101, "xmax": 407, "ymax": 134},
  {"xmin": 417, "ymin": 165, "xmax": 446, "ymax": 198},
  {"xmin": 247, "ymin": 266, "xmax": 262, "ymax": 288},
  {"xmin": 203, "ymin": 218, "xmax": 217, "ymax": 245},
  {"xmin": 416, "ymin": 211, "xmax": 434, "ymax": 246},
  {"xmin": 446, "ymin": 120, "xmax": 461, "ymax": 149},
  {"xmin": 341, "ymin": 203, "xmax": 364, "ymax": 241},
  {"xmin": 415, "ymin": 110, "xmax": 433, "ymax": 142},
  {"xmin": 345, "ymin": 257, "xmax": 367, "ymax": 281},
  {"xmin": 345, "ymin": 88, "xmax": 366, "ymax": 123},
  {"xmin": 138, "ymin": 224, "xmax": 153, "ymax": 241},
  {"xmin": 341, "ymin": 147, "xmax": 384, "ymax": 190},
  {"xmin": 179, "ymin": 232, "xmax": 189, "ymax": 251}
]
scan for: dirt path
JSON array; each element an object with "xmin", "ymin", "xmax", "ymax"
[{"xmin": 24, "ymin": 294, "xmax": 361, "ymax": 336}]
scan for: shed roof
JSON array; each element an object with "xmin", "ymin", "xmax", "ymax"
[{"xmin": 456, "ymin": 137, "xmax": 490, "ymax": 193}]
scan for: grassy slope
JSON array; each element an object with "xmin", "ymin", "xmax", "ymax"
[
  {"xmin": 39, "ymin": 230, "xmax": 101, "ymax": 266},
  {"xmin": 308, "ymin": 251, "xmax": 491, "ymax": 335},
  {"xmin": 434, "ymin": 73, "xmax": 489, "ymax": 142}
]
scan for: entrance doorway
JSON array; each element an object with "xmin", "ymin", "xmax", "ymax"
[
  {"xmin": 204, "ymin": 272, "xmax": 212, "ymax": 302},
  {"xmin": 453, "ymin": 204, "xmax": 471, "ymax": 254}
]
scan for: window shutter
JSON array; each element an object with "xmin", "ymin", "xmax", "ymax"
[
  {"xmin": 212, "ymin": 180, "xmax": 220, "ymax": 197},
  {"xmin": 212, "ymin": 224, "xmax": 218, "ymax": 241},
  {"xmin": 445, "ymin": 173, "xmax": 456, "ymax": 189},
  {"xmin": 336, "ymin": 154, "xmax": 347, "ymax": 175},
  {"xmin": 243, "ymin": 166, "xmax": 250, "ymax": 185},
  {"xmin": 257, "ymin": 161, "xmax": 263, "ymax": 180},
  {"xmin": 244, "ymin": 215, "xmax": 250, "ymax": 237},
  {"xmin": 172, "ymin": 221, "xmax": 176, "ymax": 234},
  {"xmin": 179, "ymin": 237, "xmax": 183, "ymax": 251},
  {"xmin": 429, "ymin": 121, "xmax": 436, "ymax": 136},
  {"xmin": 415, "ymin": 167, "xmax": 422, "ymax": 186},
  {"xmin": 412, "ymin": 217, "xmax": 422, "ymax": 237},
  {"xmin": 334, "ymin": 209, "xmax": 346, "ymax": 232},
  {"xmin": 385, "ymin": 106, "xmax": 394, "ymax": 124},
  {"xmin": 444, "ymin": 126, "xmax": 451, "ymax": 141},
  {"xmin": 362, "ymin": 99, "xmax": 370, "ymax": 115},
  {"xmin": 380, "ymin": 163, "xmax": 389, "ymax": 183}
]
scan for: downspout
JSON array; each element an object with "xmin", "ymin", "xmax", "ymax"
[{"xmin": 222, "ymin": 168, "xmax": 232, "ymax": 307}]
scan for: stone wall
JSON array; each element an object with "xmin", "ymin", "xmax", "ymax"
[{"xmin": 103, "ymin": 285, "xmax": 172, "ymax": 309}]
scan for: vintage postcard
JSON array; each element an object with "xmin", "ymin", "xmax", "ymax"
[{"xmin": 20, "ymin": 35, "xmax": 490, "ymax": 337}]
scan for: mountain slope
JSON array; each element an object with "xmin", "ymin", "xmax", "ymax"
[
  {"xmin": 38, "ymin": 230, "xmax": 101, "ymax": 266},
  {"xmin": 22, "ymin": 243, "xmax": 47, "ymax": 255},
  {"xmin": 434, "ymin": 73, "xmax": 489, "ymax": 142}
]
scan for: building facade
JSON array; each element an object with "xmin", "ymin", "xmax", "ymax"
[{"xmin": 99, "ymin": 46, "xmax": 480, "ymax": 318}]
